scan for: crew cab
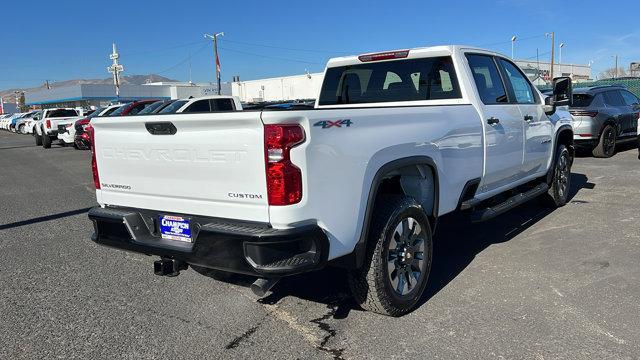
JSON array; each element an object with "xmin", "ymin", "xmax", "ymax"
[
  {"xmin": 88, "ymin": 45, "xmax": 574, "ymax": 316},
  {"xmin": 34, "ymin": 108, "xmax": 82, "ymax": 148}
]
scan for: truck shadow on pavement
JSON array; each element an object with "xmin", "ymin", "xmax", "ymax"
[{"xmin": 205, "ymin": 173, "xmax": 593, "ymax": 319}]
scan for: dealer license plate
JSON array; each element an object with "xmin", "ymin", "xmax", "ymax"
[{"xmin": 158, "ymin": 215, "xmax": 192, "ymax": 242}]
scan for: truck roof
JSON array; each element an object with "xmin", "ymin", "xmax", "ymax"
[{"xmin": 326, "ymin": 45, "xmax": 501, "ymax": 68}]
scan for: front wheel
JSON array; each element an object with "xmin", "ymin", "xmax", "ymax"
[
  {"xmin": 35, "ymin": 132, "xmax": 42, "ymax": 146},
  {"xmin": 18, "ymin": 124, "xmax": 25, "ymax": 134},
  {"xmin": 348, "ymin": 195, "xmax": 433, "ymax": 316},
  {"xmin": 542, "ymin": 144, "xmax": 572, "ymax": 207}
]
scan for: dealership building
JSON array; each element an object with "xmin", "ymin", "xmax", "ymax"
[
  {"xmin": 231, "ymin": 60, "xmax": 592, "ymax": 103},
  {"xmin": 25, "ymin": 82, "xmax": 232, "ymax": 109}
]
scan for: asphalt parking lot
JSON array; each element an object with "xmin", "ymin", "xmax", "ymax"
[{"xmin": 1, "ymin": 131, "xmax": 639, "ymax": 359}]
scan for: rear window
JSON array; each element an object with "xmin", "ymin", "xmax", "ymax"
[
  {"xmin": 318, "ymin": 56, "xmax": 461, "ymax": 105},
  {"xmin": 572, "ymin": 94, "xmax": 593, "ymax": 107},
  {"xmin": 47, "ymin": 109, "xmax": 78, "ymax": 118}
]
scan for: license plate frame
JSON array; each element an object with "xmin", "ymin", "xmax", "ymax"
[{"xmin": 158, "ymin": 215, "xmax": 192, "ymax": 242}]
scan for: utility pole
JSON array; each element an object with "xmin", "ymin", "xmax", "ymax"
[
  {"xmin": 204, "ymin": 32, "xmax": 224, "ymax": 95},
  {"xmin": 546, "ymin": 32, "xmax": 555, "ymax": 80},
  {"xmin": 613, "ymin": 55, "xmax": 618, "ymax": 78},
  {"xmin": 107, "ymin": 43, "xmax": 124, "ymax": 99}
]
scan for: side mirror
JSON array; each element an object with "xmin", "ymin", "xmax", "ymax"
[{"xmin": 544, "ymin": 76, "xmax": 572, "ymax": 115}]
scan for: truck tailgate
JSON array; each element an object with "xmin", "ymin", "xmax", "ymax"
[{"xmin": 92, "ymin": 112, "xmax": 269, "ymax": 222}]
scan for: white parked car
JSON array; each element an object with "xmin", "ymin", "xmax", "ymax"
[
  {"xmin": 87, "ymin": 45, "xmax": 575, "ymax": 316},
  {"xmin": 0, "ymin": 114, "xmax": 12, "ymax": 130},
  {"xmin": 34, "ymin": 108, "xmax": 82, "ymax": 148},
  {"xmin": 156, "ymin": 95, "xmax": 242, "ymax": 114},
  {"xmin": 14, "ymin": 111, "xmax": 40, "ymax": 134},
  {"xmin": 21, "ymin": 111, "xmax": 43, "ymax": 134}
]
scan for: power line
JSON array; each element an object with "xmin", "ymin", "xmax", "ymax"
[
  {"xmin": 480, "ymin": 34, "xmax": 546, "ymax": 47},
  {"xmin": 221, "ymin": 39, "xmax": 349, "ymax": 55},
  {"xmin": 218, "ymin": 46, "xmax": 323, "ymax": 65},
  {"xmin": 154, "ymin": 43, "xmax": 209, "ymax": 75}
]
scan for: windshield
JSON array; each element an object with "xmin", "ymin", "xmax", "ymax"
[
  {"xmin": 109, "ymin": 104, "xmax": 130, "ymax": 116},
  {"xmin": 137, "ymin": 101, "xmax": 165, "ymax": 115},
  {"xmin": 159, "ymin": 100, "xmax": 187, "ymax": 114},
  {"xmin": 101, "ymin": 105, "xmax": 124, "ymax": 116},
  {"xmin": 87, "ymin": 108, "xmax": 105, "ymax": 119}
]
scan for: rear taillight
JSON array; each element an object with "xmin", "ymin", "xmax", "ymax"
[
  {"xmin": 46, "ymin": 119, "xmax": 51, "ymax": 128},
  {"xmin": 89, "ymin": 124, "xmax": 100, "ymax": 189},
  {"xmin": 569, "ymin": 110, "xmax": 598, "ymax": 117},
  {"xmin": 264, "ymin": 124, "xmax": 305, "ymax": 205}
]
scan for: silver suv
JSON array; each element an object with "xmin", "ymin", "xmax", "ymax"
[{"xmin": 569, "ymin": 85, "xmax": 640, "ymax": 157}]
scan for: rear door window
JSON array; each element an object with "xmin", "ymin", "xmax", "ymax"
[
  {"xmin": 603, "ymin": 91, "xmax": 625, "ymax": 107},
  {"xmin": 184, "ymin": 100, "xmax": 211, "ymax": 113},
  {"xmin": 466, "ymin": 54, "xmax": 508, "ymax": 104},
  {"xmin": 318, "ymin": 56, "xmax": 461, "ymax": 105},
  {"xmin": 211, "ymin": 99, "xmax": 235, "ymax": 111}
]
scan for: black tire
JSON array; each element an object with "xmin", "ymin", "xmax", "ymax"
[
  {"xmin": 592, "ymin": 124, "xmax": 616, "ymax": 158},
  {"xmin": 73, "ymin": 142, "xmax": 79, "ymax": 150},
  {"xmin": 42, "ymin": 132, "xmax": 52, "ymax": 148},
  {"xmin": 541, "ymin": 144, "xmax": 572, "ymax": 208},
  {"xmin": 18, "ymin": 124, "xmax": 25, "ymax": 134},
  {"xmin": 348, "ymin": 195, "xmax": 433, "ymax": 316},
  {"xmin": 35, "ymin": 132, "xmax": 42, "ymax": 146}
]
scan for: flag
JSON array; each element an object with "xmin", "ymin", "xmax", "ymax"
[{"xmin": 216, "ymin": 52, "xmax": 221, "ymax": 79}]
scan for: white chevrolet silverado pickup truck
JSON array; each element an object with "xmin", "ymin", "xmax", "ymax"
[
  {"xmin": 34, "ymin": 108, "xmax": 82, "ymax": 148},
  {"xmin": 88, "ymin": 45, "xmax": 574, "ymax": 316}
]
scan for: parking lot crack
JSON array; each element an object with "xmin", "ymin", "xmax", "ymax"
[
  {"xmin": 224, "ymin": 319, "xmax": 264, "ymax": 349},
  {"xmin": 310, "ymin": 304, "xmax": 346, "ymax": 360}
]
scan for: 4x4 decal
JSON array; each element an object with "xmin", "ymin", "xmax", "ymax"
[{"xmin": 313, "ymin": 119, "xmax": 353, "ymax": 129}]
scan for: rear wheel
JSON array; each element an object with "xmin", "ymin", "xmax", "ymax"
[
  {"xmin": 593, "ymin": 124, "xmax": 616, "ymax": 158},
  {"xmin": 42, "ymin": 132, "xmax": 52, "ymax": 148},
  {"xmin": 348, "ymin": 195, "xmax": 433, "ymax": 316},
  {"xmin": 18, "ymin": 124, "xmax": 25, "ymax": 134}
]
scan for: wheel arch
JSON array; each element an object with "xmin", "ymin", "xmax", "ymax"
[
  {"xmin": 349, "ymin": 156, "xmax": 439, "ymax": 269},
  {"xmin": 547, "ymin": 125, "xmax": 574, "ymax": 184}
]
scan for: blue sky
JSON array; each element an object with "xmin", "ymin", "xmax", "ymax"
[{"xmin": 1, "ymin": 0, "xmax": 639, "ymax": 90}]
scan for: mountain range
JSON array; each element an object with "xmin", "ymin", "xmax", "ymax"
[{"xmin": 0, "ymin": 74, "xmax": 178, "ymax": 103}]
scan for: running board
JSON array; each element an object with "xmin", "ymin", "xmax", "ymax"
[{"xmin": 469, "ymin": 183, "xmax": 549, "ymax": 223}]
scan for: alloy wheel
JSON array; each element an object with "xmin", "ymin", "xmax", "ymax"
[{"xmin": 387, "ymin": 217, "xmax": 427, "ymax": 296}]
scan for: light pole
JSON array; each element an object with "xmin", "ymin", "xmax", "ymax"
[
  {"xmin": 612, "ymin": 55, "xmax": 618, "ymax": 78},
  {"xmin": 545, "ymin": 32, "xmax": 555, "ymax": 80},
  {"xmin": 107, "ymin": 43, "xmax": 124, "ymax": 100},
  {"xmin": 511, "ymin": 35, "xmax": 517, "ymax": 59},
  {"xmin": 204, "ymin": 32, "xmax": 224, "ymax": 95},
  {"xmin": 559, "ymin": 42, "xmax": 564, "ymax": 64}
]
